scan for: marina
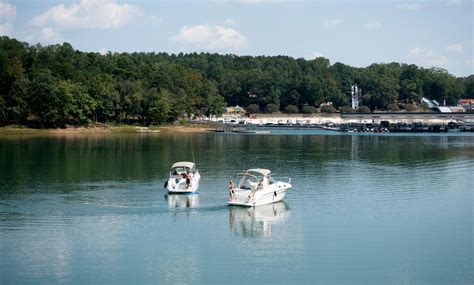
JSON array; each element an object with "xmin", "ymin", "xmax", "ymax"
[{"xmin": 206, "ymin": 112, "xmax": 474, "ymax": 134}]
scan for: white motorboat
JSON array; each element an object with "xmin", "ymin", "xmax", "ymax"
[
  {"xmin": 164, "ymin": 161, "xmax": 200, "ymax": 194},
  {"xmin": 227, "ymin": 168, "xmax": 292, "ymax": 207}
]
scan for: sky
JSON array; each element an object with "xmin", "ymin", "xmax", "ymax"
[{"xmin": 0, "ymin": 0, "xmax": 472, "ymax": 76}]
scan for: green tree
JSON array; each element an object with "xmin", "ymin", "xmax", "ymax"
[
  {"xmin": 339, "ymin": 106, "xmax": 353, "ymax": 113},
  {"xmin": 146, "ymin": 88, "xmax": 171, "ymax": 124},
  {"xmin": 404, "ymin": 103, "xmax": 417, "ymax": 111},
  {"xmin": 301, "ymin": 105, "xmax": 317, "ymax": 114},
  {"xmin": 88, "ymin": 74, "xmax": 119, "ymax": 123},
  {"xmin": 206, "ymin": 93, "xmax": 226, "ymax": 118},
  {"xmin": 57, "ymin": 80, "xmax": 95, "ymax": 125},
  {"xmin": 265, "ymin": 103, "xmax": 279, "ymax": 113},
  {"xmin": 387, "ymin": 103, "xmax": 400, "ymax": 111},
  {"xmin": 320, "ymin": 105, "xmax": 336, "ymax": 113},
  {"xmin": 119, "ymin": 80, "xmax": 143, "ymax": 123},
  {"xmin": 7, "ymin": 76, "xmax": 30, "ymax": 123},
  {"xmin": 357, "ymin": 106, "xmax": 371, "ymax": 113},
  {"xmin": 246, "ymin": 103, "xmax": 260, "ymax": 114},
  {"xmin": 28, "ymin": 69, "xmax": 65, "ymax": 127},
  {"xmin": 462, "ymin": 75, "xmax": 474, "ymax": 99},
  {"xmin": 284, "ymin": 104, "xmax": 299, "ymax": 113},
  {"xmin": 0, "ymin": 95, "xmax": 6, "ymax": 123}
]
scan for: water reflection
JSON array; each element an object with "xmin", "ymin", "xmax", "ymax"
[
  {"xmin": 164, "ymin": 194, "xmax": 199, "ymax": 208},
  {"xmin": 229, "ymin": 202, "xmax": 290, "ymax": 237}
]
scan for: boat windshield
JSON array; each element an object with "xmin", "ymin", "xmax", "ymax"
[
  {"xmin": 234, "ymin": 172, "xmax": 265, "ymax": 189},
  {"xmin": 171, "ymin": 167, "xmax": 190, "ymax": 176}
]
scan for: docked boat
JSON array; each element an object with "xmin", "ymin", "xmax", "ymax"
[
  {"xmin": 227, "ymin": 168, "xmax": 292, "ymax": 207},
  {"xmin": 164, "ymin": 161, "xmax": 200, "ymax": 194}
]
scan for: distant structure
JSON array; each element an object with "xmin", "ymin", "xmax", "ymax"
[
  {"xmin": 351, "ymin": 85, "xmax": 362, "ymax": 109},
  {"xmin": 319, "ymin": 101, "xmax": 333, "ymax": 107},
  {"xmin": 226, "ymin": 105, "xmax": 246, "ymax": 114},
  {"xmin": 421, "ymin": 97, "xmax": 440, "ymax": 109},
  {"xmin": 421, "ymin": 97, "xmax": 465, "ymax": 113},
  {"xmin": 458, "ymin": 99, "xmax": 474, "ymax": 112},
  {"xmin": 421, "ymin": 97, "xmax": 451, "ymax": 112}
]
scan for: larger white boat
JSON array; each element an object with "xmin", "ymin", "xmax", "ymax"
[
  {"xmin": 227, "ymin": 168, "xmax": 292, "ymax": 207},
  {"xmin": 165, "ymin": 162, "xmax": 200, "ymax": 194}
]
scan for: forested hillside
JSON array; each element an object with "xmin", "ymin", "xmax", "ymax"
[{"xmin": 1, "ymin": 37, "xmax": 472, "ymax": 127}]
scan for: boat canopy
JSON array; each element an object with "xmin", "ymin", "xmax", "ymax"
[
  {"xmin": 171, "ymin": 161, "xmax": 195, "ymax": 169},
  {"xmin": 245, "ymin": 168, "xmax": 271, "ymax": 177}
]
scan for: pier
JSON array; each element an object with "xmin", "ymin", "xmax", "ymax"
[{"xmin": 204, "ymin": 112, "xmax": 474, "ymax": 133}]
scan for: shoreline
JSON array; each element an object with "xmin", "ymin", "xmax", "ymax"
[{"xmin": 0, "ymin": 124, "xmax": 214, "ymax": 136}]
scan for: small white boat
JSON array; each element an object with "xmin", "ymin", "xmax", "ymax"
[
  {"xmin": 165, "ymin": 162, "xmax": 200, "ymax": 194},
  {"xmin": 227, "ymin": 168, "xmax": 292, "ymax": 207}
]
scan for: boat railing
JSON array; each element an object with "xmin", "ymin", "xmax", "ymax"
[{"xmin": 273, "ymin": 177, "xmax": 292, "ymax": 184}]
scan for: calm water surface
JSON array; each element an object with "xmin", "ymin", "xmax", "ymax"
[{"xmin": 0, "ymin": 131, "xmax": 473, "ymax": 284}]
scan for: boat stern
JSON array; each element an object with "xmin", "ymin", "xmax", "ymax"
[{"xmin": 228, "ymin": 189, "xmax": 254, "ymax": 207}]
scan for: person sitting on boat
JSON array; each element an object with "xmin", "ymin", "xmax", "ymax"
[{"xmin": 186, "ymin": 171, "xmax": 193, "ymax": 188}]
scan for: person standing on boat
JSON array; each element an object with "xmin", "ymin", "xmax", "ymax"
[{"xmin": 228, "ymin": 180, "xmax": 235, "ymax": 199}]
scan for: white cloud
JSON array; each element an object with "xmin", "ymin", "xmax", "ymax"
[
  {"xmin": 397, "ymin": 3, "xmax": 421, "ymax": 10},
  {"xmin": 0, "ymin": 2, "xmax": 16, "ymax": 36},
  {"xmin": 409, "ymin": 47, "xmax": 451, "ymax": 67},
  {"xmin": 322, "ymin": 18, "xmax": 344, "ymax": 28},
  {"xmin": 170, "ymin": 24, "xmax": 248, "ymax": 52},
  {"xmin": 0, "ymin": 2, "xmax": 16, "ymax": 22},
  {"xmin": 409, "ymin": 47, "xmax": 426, "ymax": 56},
  {"xmin": 39, "ymin": 27, "xmax": 62, "ymax": 44},
  {"xmin": 306, "ymin": 51, "xmax": 326, "ymax": 60},
  {"xmin": 464, "ymin": 59, "xmax": 474, "ymax": 66},
  {"xmin": 365, "ymin": 21, "xmax": 382, "ymax": 29},
  {"xmin": 29, "ymin": 0, "xmax": 140, "ymax": 30},
  {"xmin": 98, "ymin": 48, "xmax": 108, "ymax": 55},
  {"xmin": 442, "ymin": 0, "xmax": 462, "ymax": 6},
  {"xmin": 23, "ymin": 26, "xmax": 63, "ymax": 45},
  {"xmin": 0, "ymin": 23, "xmax": 14, "ymax": 36},
  {"xmin": 446, "ymin": 44, "xmax": 463, "ymax": 52}
]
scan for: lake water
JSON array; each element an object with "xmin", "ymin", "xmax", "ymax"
[{"xmin": 1, "ymin": 131, "xmax": 473, "ymax": 284}]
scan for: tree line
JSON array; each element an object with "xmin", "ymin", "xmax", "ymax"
[{"xmin": 0, "ymin": 36, "xmax": 472, "ymax": 127}]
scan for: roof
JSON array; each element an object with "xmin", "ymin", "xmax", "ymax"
[
  {"xmin": 433, "ymin": 106, "xmax": 453, "ymax": 113},
  {"xmin": 171, "ymin": 161, "xmax": 195, "ymax": 169},
  {"xmin": 458, "ymin": 99, "xmax": 474, "ymax": 104},
  {"xmin": 246, "ymin": 168, "xmax": 271, "ymax": 177}
]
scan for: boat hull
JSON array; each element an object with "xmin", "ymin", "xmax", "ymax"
[
  {"xmin": 227, "ymin": 183, "xmax": 291, "ymax": 207},
  {"xmin": 166, "ymin": 173, "xmax": 200, "ymax": 194}
]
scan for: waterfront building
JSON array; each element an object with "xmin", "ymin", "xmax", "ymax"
[
  {"xmin": 351, "ymin": 85, "xmax": 362, "ymax": 109},
  {"xmin": 457, "ymin": 99, "xmax": 474, "ymax": 112},
  {"xmin": 226, "ymin": 105, "xmax": 246, "ymax": 114}
]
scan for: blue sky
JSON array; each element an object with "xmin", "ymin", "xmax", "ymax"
[{"xmin": 1, "ymin": 0, "xmax": 472, "ymax": 76}]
